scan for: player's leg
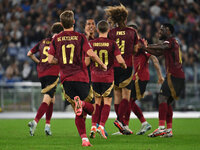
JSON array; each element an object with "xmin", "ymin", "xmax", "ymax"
[
  {"xmin": 28, "ymin": 94, "xmax": 51, "ymax": 136},
  {"xmin": 45, "ymin": 96, "xmax": 55, "ymax": 136},
  {"xmin": 113, "ymin": 88, "xmax": 125, "ymax": 133},
  {"xmin": 28, "ymin": 76, "xmax": 58, "ymax": 136},
  {"xmin": 131, "ymin": 100, "xmax": 151, "ymax": 135},
  {"xmin": 114, "ymin": 87, "xmax": 122, "ymax": 116},
  {"xmin": 123, "ymin": 100, "xmax": 132, "ymax": 126},
  {"xmin": 74, "ymin": 82, "xmax": 94, "ymax": 146},
  {"xmin": 75, "ymin": 114, "xmax": 92, "ymax": 146},
  {"xmin": 90, "ymin": 97, "xmax": 101, "ymax": 138},
  {"xmin": 161, "ymin": 98, "xmax": 173, "ymax": 137},
  {"xmin": 97, "ymin": 97, "xmax": 112, "ymax": 139},
  {"xmin": 148, "ymin": 94, "xmax": 168, "ymax": 137}
]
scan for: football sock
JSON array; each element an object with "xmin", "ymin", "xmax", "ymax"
[
  {"xmin": 131, "ymin": 100, "xmax": 146, "ymax": 123},
  {"xmin": 97, "ymin": 101, "xmax": 104, "ymax": 124},
  {"xmin": 100, "ymin": 104, "xmax": 110, "ymax": 127},
  {"xmin": 124, "ymin": 101, "xmax": 132, "ymax": 126},
  {"xmin": 75, "ymin": 115, "xmax": 87, "ymax": 138},
  {"xmin": 82, "ymin": 101, "xmax": 94, "ymax": 115},
  {"xmin": 83, "ymin": 111, "xmax": 87, "ymax": 122},
  {"xmin": 159, "ymin": 102, "xmax": 168, "ymax": 127},
  {"xmin": 46, "ymin": 102, "xmax": 53, "ymax": 124},
  {"xmin": 142, "ymin": 121, "xmax": 148, "ymax": 126},
  {"xmin": 118, "ymin": 99, "xmax": 128, "ymax": 123},
  {"xmin": 114, "ymin": 104, "xmax": 119, "ymax": 116},
  {"xmin": 34, "ymin": 102, "xmax": 49, "ymax": 123},
  {"xmin": 92, "ymin": 104, "xmax": 100, "ymax": 126},
  {"xmin": 166, "ymin": 105, "xmax": 173, "ymax": 129},
  {"xmin": 82, "ymin": 138, "xmax": 89, "ymax": 142}
]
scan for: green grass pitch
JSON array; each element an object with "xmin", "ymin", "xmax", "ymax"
[{"xmin": 0, "ymin": 118, "xmax": 200, "ymax": 150}]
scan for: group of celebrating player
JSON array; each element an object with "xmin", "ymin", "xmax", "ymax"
[{"xmin": 27, "ymin": 4, "xmax": 185, "ymax": 147}]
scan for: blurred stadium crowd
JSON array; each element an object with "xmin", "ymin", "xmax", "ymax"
[{"xmin": 0, "ymin": 0, "xmax": 199, "ymax": 83}]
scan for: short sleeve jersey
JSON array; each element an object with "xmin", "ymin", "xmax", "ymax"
[
  {"xmin": 163, "ymin": 37, "xmax": 185, "ymax": 78},
  {"xmin": 108, "ymin": 27, "xmax": 138, "ymax": 67},
  {"xmin": 133, "ymin": 40, "xmax": 151, "ymax": 81},
  {"xmin": 90, "ymin": 37, "xmax": 121, "ymax": 83},
  {"xmin": 30, "ymin": 38, "xmax": 59, "ymax": 78},
  {"xmin": 48, "ymin": 31, "xmax": 92, "ymax": 83}
]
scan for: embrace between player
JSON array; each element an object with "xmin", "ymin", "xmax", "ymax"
[{"xmin": 27, "ymin": 4, "xmax": 185, "ymax": 147}]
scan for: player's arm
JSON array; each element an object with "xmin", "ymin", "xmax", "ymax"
[
  {"xmin": 115, "ymin": 55, "xmax": 127, "ymax": 69},
  {"xmin": 27, "ymin": 51, "xmax": 40, "ymax": 64},
  {"xmin": 143, "ymin": 43, "xmax": 170, "ymax": 56},
  {"xmin": 85, "ymin": 56, "xmax": 91, "ymax": 67},
  {"xmin": 48, "ymin": 54, "xmax": 58, "ymax": 64},
  {"xmin": 133, "ymin": 44, "xmax": 138, "ymax": 54},
  {"xmin": 133, "ymin": 31, "xmax": 139, "ymax": 54},
  {"xmin": 150, "ymin": 55, "xmax": 164, "ymax": 84},
  {"xmin": 48, "ymin": 39, "xmax": 58, "ymax": 64},
  {"xmin": 87, "ymin": 49, "xmax": 107, "ymax": 71}
]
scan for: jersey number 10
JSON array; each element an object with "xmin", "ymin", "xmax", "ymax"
[{"xmin": 94, "ymin": 50, "xmax": 108, "ymax": 67}]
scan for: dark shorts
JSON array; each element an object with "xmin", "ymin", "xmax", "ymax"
[
  {"xmin": 39, "ymin": 76, "xmax": 59, "ymax": 98},
  {"xmin": 62, "ymin": 81, "xmax": 94, "ymax": 107},
  {"xmin": 92, "ymin": 82, "xmax": 114, "ymax": 98},
  {"xmin": 131, "ymin": 80, "xmax": 148, "ymax": 100},
  {"xmin": 114, "ymin": 67, "xmax": 133, "ymax": 90},
  {"xmin": 160, "ymin": 74, "xmax": 185, "ymax": 100}
]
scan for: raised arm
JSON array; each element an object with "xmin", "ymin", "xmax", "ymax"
[
  {"xmin": 27, "ymin": 51, "xmax": 40, "ymax": 64},
  {"xmin": 150, "ymin": 55, "xmax": 164, "ymax": 84}
]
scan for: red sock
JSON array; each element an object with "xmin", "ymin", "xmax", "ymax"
[
  {"xmin": 97, "ymin": 101, "xmax": 104, "ymax": 124},
  {"xmin": 35, "ymin": 102, "xmax": 49, "ymax": 123},
  {"xmin": 118, "ymin": 99, "xmax": 128, "ymax": 123},
  {"xmin": 100, "ymin": 104, "xmax": 111, "ymax": 127},
  {"xmin": 46, "ymin": 102, "xmax": 53, "ymax": 124},
  {"xmin": 75, "ymin": 115, "xmax": 87, "ymax": 138},
  {"xmin": 159, "ymin": 102, "xmax": 168, "ymax": 126},
  {"xmin": 83, "ymin": 111, "xmax": 87, "ymax": 122},
  {"xmin": 92, "ymin": 104, "xmax": 100, "ymax": 126},
  {"xmin": 166, "ymin": 105, "xmax": 173, "ymax": 129},
  {"xmin": 124, "ymin": 101, "xmax": 132, "ymax": 126},
  {"xmin": 82, "ymin": 101, "xmax": 94, "ymax": 115},
  {"xmin": 114, "ymin": 104, "xmax": 119, "ymax": 116},
  {"xmin": 131, "ymin": 100, "xmax": 146, "ymax": 123}
]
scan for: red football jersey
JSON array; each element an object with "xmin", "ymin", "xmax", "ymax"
[
  {"xmin": 108, "ymin": 27, "xmax": 138, "ymax": 67},
  {"xmin": 163, "ymin": 37, "xmax": 185, "ymax": 78},
  {"xmin": 90, "ymin": 37, "xmax": 121, "ymax": 83},
  {"xmin": 48, "ymin": 31, "xmax": 92, "ymax": 83},
  {"xmin": 133, "ymin": 40, "xmax": 151, "ymax": 81},
  {"xmin": 30, "ymin": 38, "xmax": 59, "ymax": 78}
]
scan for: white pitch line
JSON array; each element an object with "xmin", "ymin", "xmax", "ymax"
[{"xmin": 0, "ymin": 111, "xmax": 200, "ymax": 119}]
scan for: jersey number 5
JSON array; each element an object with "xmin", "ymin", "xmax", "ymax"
[
  {"xmin": 62, "ymin": 44, "xmax": 75, "ymax": 64},
  {"xmin": 94, "ymin": 50, "xmax": 108, "ymax": 67},
  {"xmin": 41, "ymin": 46, "xmax": 49, "ymax": 63}
]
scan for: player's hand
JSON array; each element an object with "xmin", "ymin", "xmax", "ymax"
[
  {"xmin": 142, "ymin": 38, "xmax": 148, "ymax": 48},
  {"xmin": 121, "ymin": 63, "xmax": 127, "ymax": 69},
  {"xmin": 158, "ymin": 76, "xmax": 164, "ymax": 84},
  {"xmin": 101, "ymin": 64, "xmax": 107, "ymax": 71}
]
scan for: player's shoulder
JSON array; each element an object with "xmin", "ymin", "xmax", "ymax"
[
  {"xmin": 163, "ymin": 37, "xmax": 176, "ymax": 45},
  {"xmin": 125, "ymin": 27, "xmax": 137, "ymax": 33}
]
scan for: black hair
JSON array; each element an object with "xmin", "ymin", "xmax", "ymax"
[{"xmin": 162, "ymin": 23, "xmax": 174, "ymax": 34}]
